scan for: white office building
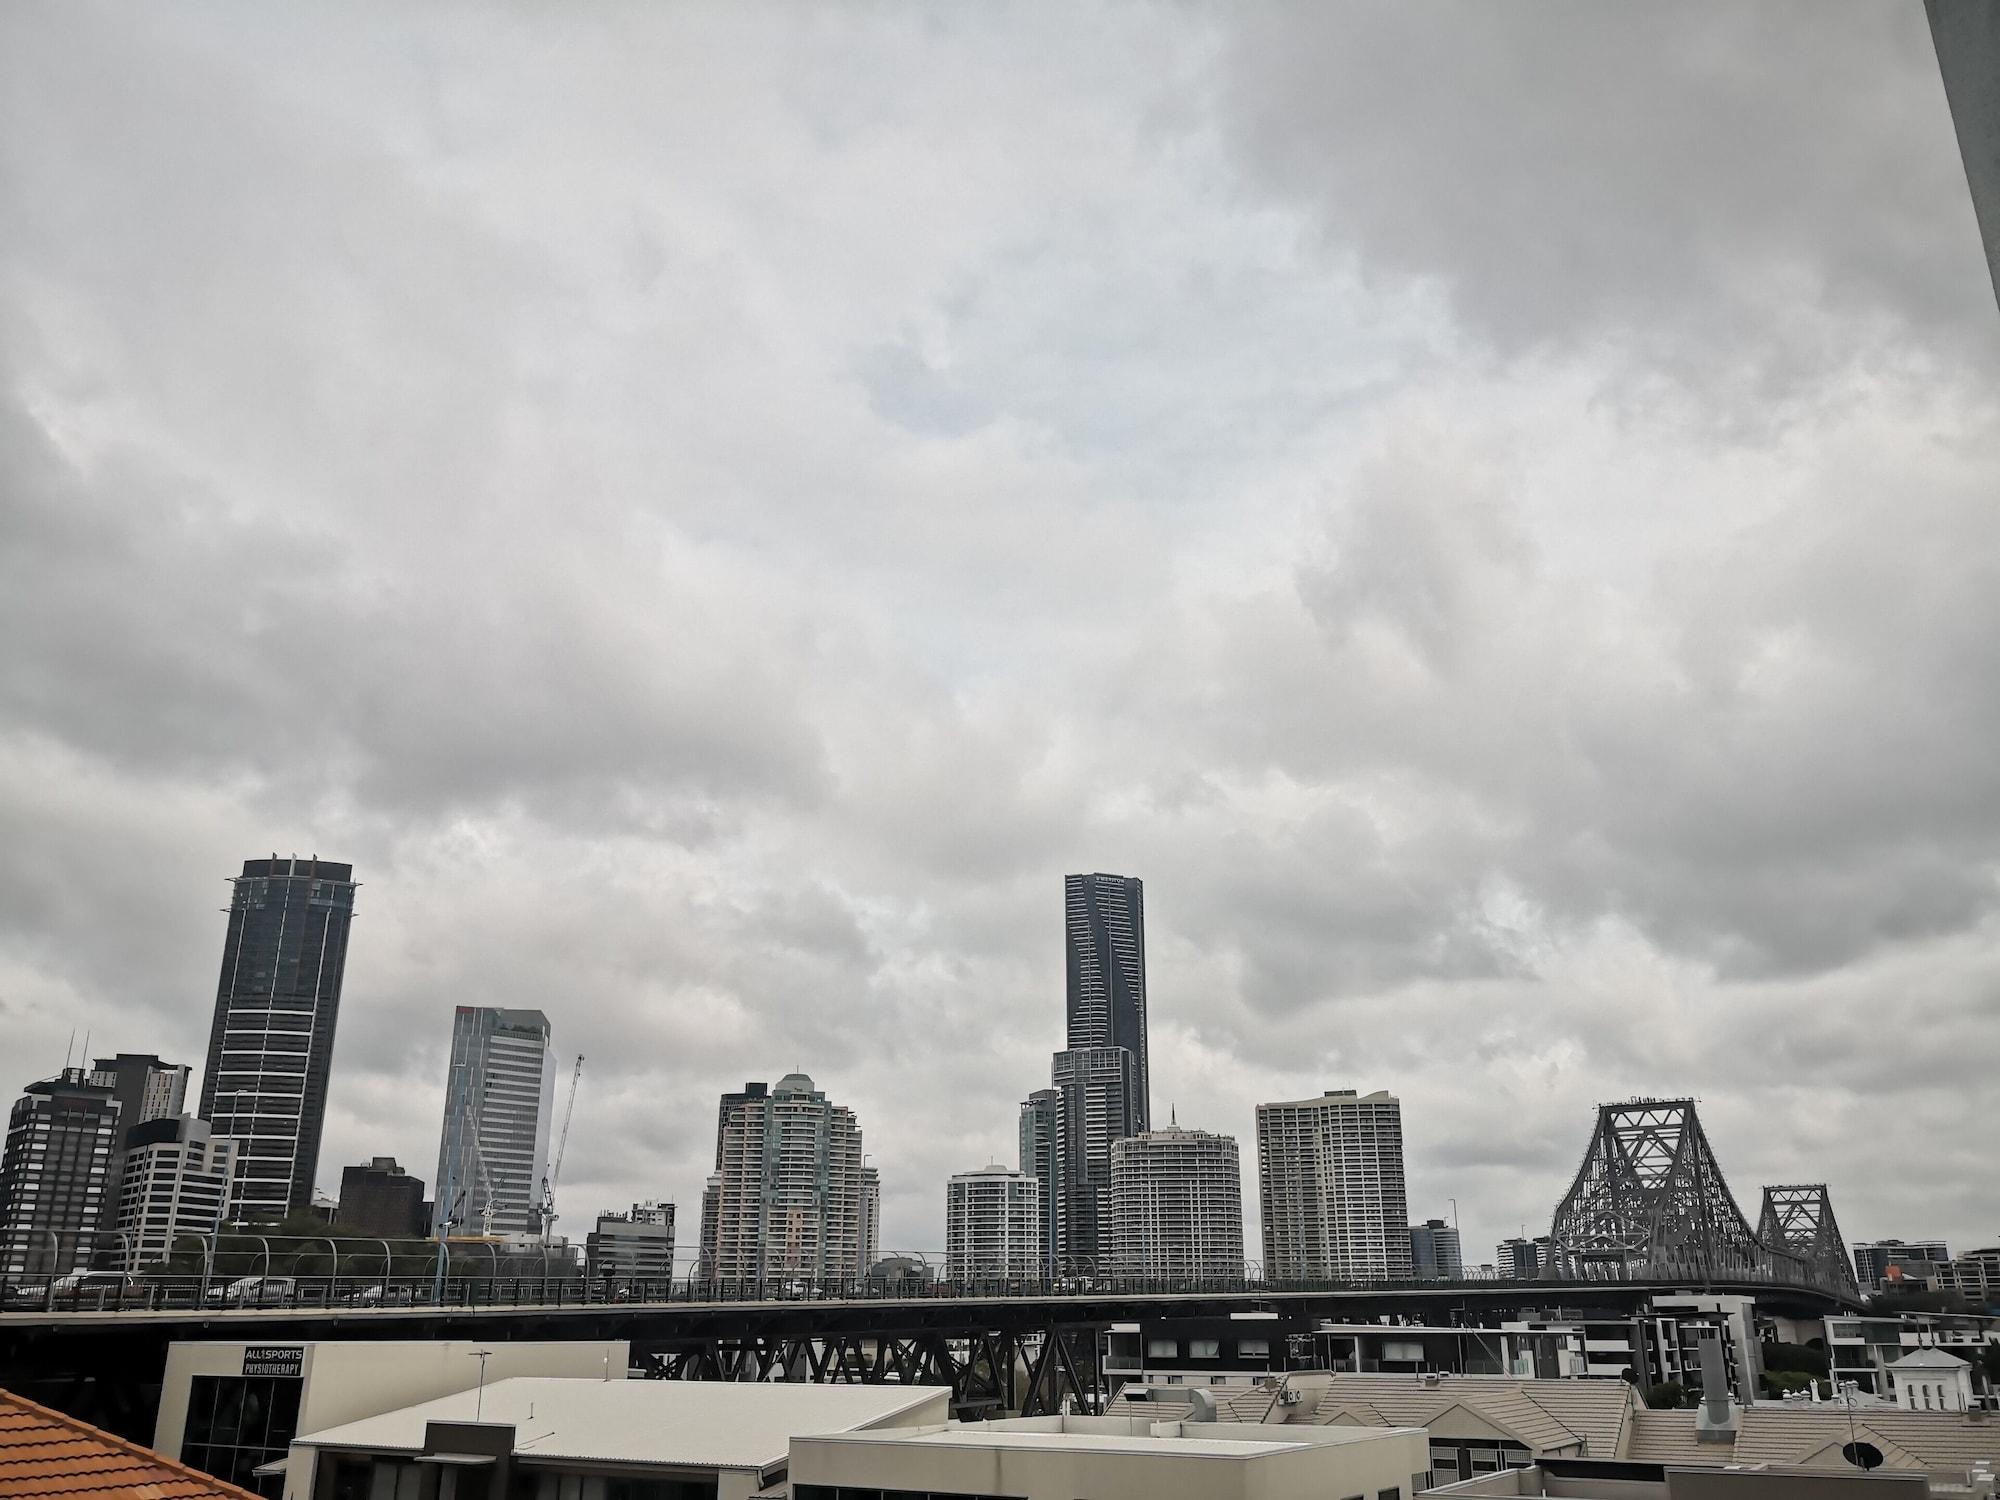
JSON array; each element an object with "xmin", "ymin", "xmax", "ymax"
[
  {"xmin": 433, "ymin": 1007, "xmax": 556, "ymax": 1238},
  {"xmin": 1107, "ymin": 1125, "xmax": 1244, "ymax": 1280},
  {"xmin": 946, "ymin": 1164, "xmax": 1042, "ymax": 1281},
  {"xmin": 115, "ymin": 1116, "xmax": 239, "ymax": 1266},
  {"xmin": 1255, "ymin": 1089, "xmax": 1412, "ymax": 1281}
]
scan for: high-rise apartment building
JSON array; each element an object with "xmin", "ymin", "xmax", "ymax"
[
  {"xmin": 1049, "ymin": 1045, "xmax": 1140, "ymax": 1268},
  {"xmin": 86, "ymin": 1054, "xmax": 190, "ymax": 1235},
  {"xmin": 1496, "ymin": 1236, "xmax": 1553, "ymax": 1280},
  {"xmin": 199, "ymin": 856, "xmax": 359, "ymax": 1220},
  {"xmin": 1853, "ymin": 1239, "xmax": 1952, "ymax": 1287},
  {"xmin": 0, "ymin": 1069, "xmax": 123, "ymax": 1276},
  {"xmin": 700, "ymin": 1074, "xmax": 865, "ymax": 1284},
  {"xmin": 1065, "ymin": 873, "xmax": 1150, "ymax": 1131},
  {"xmin": 946, "ymin": 1165, "xmax": 1042, "ymax": 1281},
  {"xmin": 115, "ymin": 1116, "xmax": 239, "ymax": 1265},
  {"xmin": 859, "ymin": 1165, "xmax": 881, "ymax": 1271},
  {"xmin": 336, "ymin": 1157, "xmax": 428, "ymax": 1237},
  {"xmin": 1107, "ymin": 1124, "xmax": 1244, "ymax": 1280},
  {"xmin": 89, "ymin": 1055, "xmax": 189, "ymax": 1133},
  {"xmin": 697, "ymin": 1175, "xmax": 721, "ymax": 1279},
  {"xmin": 1255, "ymin": 1088, "xmax": 1411, "ymax": 1282},
  {"xmin": 434, "ymin": 1007, "xmax": 556, "ymax": 1238},
  {"xmin": 587, "ymin": 1201, "xmax": 676, "ymax": 1283},
  {"xmin": 1017, "ymin": 1088, "xmax": 1063, "ymax": 1275},
  {"xmin": 1410, "ymin": 1218, "xmax": 1464, "ymax": 1279}
]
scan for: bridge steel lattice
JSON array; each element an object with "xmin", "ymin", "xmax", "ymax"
[
  {"xmin": 1757, "ymin": 1183, "xmax": 1860, "ymax": 1300},
  {"xmin": 1546, "ymin": 1098, "xmax": 1854, "ymax": 1298}
]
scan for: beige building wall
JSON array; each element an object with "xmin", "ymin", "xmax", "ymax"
[
  {"xmin": 794, "ymin": 1419, "xmax": 1428, "ymax": 1500},
  {"xmin": 154, "ymin": 1338, "xmax": 628, "ymax": 1472}
]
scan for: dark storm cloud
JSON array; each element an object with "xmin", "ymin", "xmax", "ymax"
[{"xmin": 2, "ymin": 0, "xmax": 1995, "ymax": 1263}]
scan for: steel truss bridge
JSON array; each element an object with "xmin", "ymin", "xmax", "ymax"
[
  {"xmin": 0, "ymin": 1274, "xmax": 1858, "ymax": 1444},
  {"xmin": 1547, "ymin": 1098, "xmax": 1860, "ymax": 1300}
]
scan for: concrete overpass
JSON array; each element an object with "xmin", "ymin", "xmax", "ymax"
[{"xmin": 0, "ymin": 1276, "xmax": 1859, "ymax": 1440}]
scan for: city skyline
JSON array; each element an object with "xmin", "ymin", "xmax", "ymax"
[
  {"xmin": 0, "ymin": 858, "xmax": 1949, "ymax": 1274},
  {"xmin": 5, "ymin": 3, "xmax": 1997, "ymax": 1268}
]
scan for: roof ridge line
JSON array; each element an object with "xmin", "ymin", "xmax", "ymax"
[{"xmin": 0, "ymin": 1386, "xmax": 264, "ymax": 1500}]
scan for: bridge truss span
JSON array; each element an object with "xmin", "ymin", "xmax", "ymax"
[
  {"xmin": 1757, "ymin": 1183, "xmax": 1860, "ymax": 1299},
  {"xmin": 1546, "ymin": 1098, "xmax": 1855, "ymax": 1299}
]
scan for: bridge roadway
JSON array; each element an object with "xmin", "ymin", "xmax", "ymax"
[{"xmin": 0, "ymin": 1276, "xmax": 1855, "ymax": 1440}]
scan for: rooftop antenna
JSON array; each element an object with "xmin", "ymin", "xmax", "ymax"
[
  {"xmin": 80, "ymin": 1029, "xmax": 91, "ymax": 1070},
  {"xmin": 469, "ymin": 1348, "xmax": 492, "ymax": 1421},
  {"xmin": 63, "ymin": 1028, "xmax": 76, "ymax": 1071}
]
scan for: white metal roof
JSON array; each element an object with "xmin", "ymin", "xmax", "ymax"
[
  {"xmin": 294, "ymin": 1376, "xmax": 946, "ymax": 1472},
  {"xmin": 822, "ymin": 1428, "xmax": 1313, "ymax": 1458}
]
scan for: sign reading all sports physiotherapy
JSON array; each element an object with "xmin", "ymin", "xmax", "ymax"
[{"xmin": 242, "ymin": 1345, "xmax": 305, "ymax": 1379}]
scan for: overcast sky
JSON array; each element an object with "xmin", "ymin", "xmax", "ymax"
[{"xmin": 3, "ymin": 2, "xmax": 1997, "ymax": 1269}]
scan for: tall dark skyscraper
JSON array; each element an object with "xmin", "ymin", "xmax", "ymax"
[
  {"xmin": 0, "ymin": 1068, "xmax": 122, "ymax": 1276},
  {"xmin": 199, "ymin": 856, "xmax": 358, "ymax": 1221},
  {"xmin": 1064, "ymin": 872, "xmax": 1149, "ymax": 1131}
]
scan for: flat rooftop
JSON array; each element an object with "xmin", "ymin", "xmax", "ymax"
[
  {"xmin": 805, "ymin": 1414, "xmax": 1423, "ymax": 1461},
  {"xmin": 294, "ymin": 1376, "xmax": 945, "ymax": 1472}
]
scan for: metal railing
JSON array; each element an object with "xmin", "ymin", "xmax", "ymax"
[{"xmin": 0, "ymin": 1262, "xmax": 1831, "ymax": 1318}]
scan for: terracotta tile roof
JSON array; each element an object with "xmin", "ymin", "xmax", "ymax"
[{"xmin": 0, "ymin": 1389, "xmax": 262, "ymax": 1500}]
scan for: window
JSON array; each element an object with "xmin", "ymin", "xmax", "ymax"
[
  {"xmin": 367, "ymin": 1462, "xmax": 423, "ymax": 1500},
  {"xmin": 1189, "ymin": 1340, "xmax": 1220, "ymax": 1359},
  {"xmin": 1146, "ymin": 1339, "xmax": 1176, "ymax": 1359},
  {"xmin": 1237, "ymin": 1339, "xmax": 1270, "ymax": 1358},
  {"xmin": 180, "ymin": 1375, "xmax": 301, "ymax": 1500},
  {"xmin": 1378, "ymin": 1489, "xmax": 1401, "ymax": 1500}
]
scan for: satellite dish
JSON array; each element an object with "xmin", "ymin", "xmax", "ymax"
[{"xmin": 1842, "ymin": 1441, "xmax": 1885, "ymax": 1471}]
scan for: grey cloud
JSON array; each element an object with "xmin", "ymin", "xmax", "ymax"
[
  {"xmin": 1, "ymin": 0, "xmax": 1996, "ymax": 1259},
  {"xmin": 1214, "ymin": 1, "xmax": 1996, "ymax": 379}
]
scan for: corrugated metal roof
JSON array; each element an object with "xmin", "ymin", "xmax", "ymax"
[
  {"xmin": 0, "ymin": 1388, "xmax": 262, "ymax": 1500},
  {"xmin": 294, "ymin": 1377, "xmax": 947, "ymax": 1472}
]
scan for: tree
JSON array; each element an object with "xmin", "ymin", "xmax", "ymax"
[
  {"xmin": 1647, "ymin": 1381, "xmax": 1693, "ymax": 1409},
  {"xmin": 1762, "ymin": 1342, "xmax": 1829, "ymax": 1378}
]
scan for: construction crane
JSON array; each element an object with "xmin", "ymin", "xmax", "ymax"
[{"xmin": 538, "ymin": 1054, "xmax": 584, "ymax": 1244}]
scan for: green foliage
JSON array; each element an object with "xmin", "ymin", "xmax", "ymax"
[
  {"xmin": 1761, "ymin": 1342, "xmax": 1829, "ymax": 1377},
  {"xmin": 1646, "ymin": 1381, "xmax": 1693, "ymax": 1409}
]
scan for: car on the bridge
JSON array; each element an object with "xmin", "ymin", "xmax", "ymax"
[
  {"xmin": 344, "ymin": 1283, "xmax": 416, "ymax": 1306},
  {"xmin": 207, "ymin": 1275, "xmax": 296, "ymax": 1307},
  {"xmin": 3, "ymin": 1272, "xmax": 138, "ymax": 1309}
]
